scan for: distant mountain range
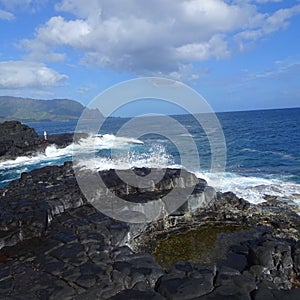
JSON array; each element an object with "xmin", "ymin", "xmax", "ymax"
[{"xmin": 0, "ymin": 96, "xmax": 103, "ymax": 122}]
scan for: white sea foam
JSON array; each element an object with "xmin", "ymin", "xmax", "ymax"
[
  {"xmin": 1, "ymin": 133, "xmax": 300, "ymax": 212},
  {"xmin": 195, "ymin": 171, "xmax": 300, "ymax": 207},
  {"xmin": 75, "ymin": 144, "xmax": 179, "ymax": 171},
  {"xmin": 0, "ymin": 134, "xmax": 143, "ymax": 171}
]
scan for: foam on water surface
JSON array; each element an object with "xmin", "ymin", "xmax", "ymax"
[
  {"xmin": 195, "ymin": 170, "xmax": 300, "ymax": 208},
  {"xmin": 0, "ymin": 134, "xmax": 144, "ymax": 188},
  {"xmin": 75, "ymin": 144, "xmax": 178, "ymax": 171}
]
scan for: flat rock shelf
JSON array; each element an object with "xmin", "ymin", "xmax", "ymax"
[{"xmin": 1, "ymin": 162, "xmax": 300, "ymax": 299}]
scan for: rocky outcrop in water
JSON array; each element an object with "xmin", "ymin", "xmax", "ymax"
[
  {"xmin": 0, "ymin": 121, "xmax": 87, "ymax": 160},
  {"xmin": 0, "ymin": 121, "xmax": 40, "ymax": 157},
  {"xmin": 0, "ymin": 163, "xmax": 300, "ymax": 299}
]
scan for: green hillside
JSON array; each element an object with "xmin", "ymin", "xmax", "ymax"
[{"xmin": 0, "ymin": 96, "xmax": 102, "ymax": 122}]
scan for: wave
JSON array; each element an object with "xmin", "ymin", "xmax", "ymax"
[
  {"xmin": 75, "ymin": 144, "xmax": 179, "ymax": 171},
  {"xmin": 195, "ymin": 171, "xmax": 300, "ymax": 208},
  {"xmin": 1, "ymin": 133, "xmax": 300, "ymax": 213},
  {"xmin": 0, "ymin": 134, "xmax": 144, "ymax": 187},
  {"xmin": 71, "ymin": 134, "xmax": 143, "ymax": 156},
  {"xmin": 0, "ymin": 134, "xmax": 143, "ymax": 168}
]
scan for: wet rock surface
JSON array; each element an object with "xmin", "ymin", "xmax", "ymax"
[{"xmin": 0, "ymin": 163, "xmax": 300, "ymax": 299}]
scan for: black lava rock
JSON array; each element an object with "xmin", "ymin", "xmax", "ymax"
[{"xmin": 0, "ymin": 121, "xmax": 40, "ymax": 157}]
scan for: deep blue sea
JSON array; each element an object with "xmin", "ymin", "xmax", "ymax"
[{"xmin": 1, "ymin": 108, "xmax": 299, "ymax": 208}]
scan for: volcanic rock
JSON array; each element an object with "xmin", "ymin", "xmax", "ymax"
[
  {"xmin": 0, "ymin": 121, "xmax": 40, "ymax": 157},
  {"xmin": 1, "ymin": 163, "xmax": 300, "ymax": 298},
  {"xmin": 0, "ymin": 120, "xmax": 87, "ymax": 160}
]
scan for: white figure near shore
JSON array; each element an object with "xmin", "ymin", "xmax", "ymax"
[{"xmin": 44, "ymin": 130, "xmax": 47, "ymax": 141}]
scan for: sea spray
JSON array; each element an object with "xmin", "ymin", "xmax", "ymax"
[
  {"xmin": 76, "ymin": 143, "xmax": 177, "ymax": 172},
  {"xmin": 0, "ymin": 134, "xmax": 146, "ymax": 188}
]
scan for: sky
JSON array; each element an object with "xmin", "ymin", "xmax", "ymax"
[{"xmin": 0, "ymin": 0, "xmax": 300, "ymax": 116}]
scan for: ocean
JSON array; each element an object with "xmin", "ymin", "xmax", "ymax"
[{"xmin": 0, "ymin": 107, "xmax": 299, "ymax": 209}]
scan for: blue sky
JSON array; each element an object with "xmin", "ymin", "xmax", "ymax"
[{"xmin": 0, "ymin": 0, "xmax": 299, "ymax": 116}]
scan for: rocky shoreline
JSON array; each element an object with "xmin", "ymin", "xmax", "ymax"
[
  {"xmin": 1, "ymin": 121, "xmax": 300, "ymax": 299},
  {"xmin": 0, "ymin": 161, "xmax": 300, "ymax": 299}
]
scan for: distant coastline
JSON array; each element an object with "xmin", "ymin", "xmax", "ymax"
[{"xmin": 0, "ymin": 96, "xmax": 103, "ymax": 122}]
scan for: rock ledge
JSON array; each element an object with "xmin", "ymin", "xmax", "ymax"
[{"xmin": 0, "ymin": 163, "xmax": 300, "ymax": 299}]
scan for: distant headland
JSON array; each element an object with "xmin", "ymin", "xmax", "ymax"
[{"xmin": 0, "ymin": 96, "xmax": 102, "ymax": 122}]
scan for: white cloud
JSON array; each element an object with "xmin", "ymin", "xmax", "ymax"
[
  {"xmin": 35, "ymin": 16, "xmax": 91, "ymax": 46},
  {"xmin": 77, "ymin": 86, "xmax": 91, "ymax": 94},
  {"xmin": 264, "ymin": 5, "xmax": 300, "ymax": 32},
  {"xmin": 0, "ymin": 61, "xmax": 67, "ymax": 89},
  {"xmin": 175, "ymin": 35, "xmax": 230, "ymax": 62},
  {"xmin": 167, "ymin": 64, "xmax": 205, "ymax": 82},
  {"xmin": 251, "ymin": 59, "xmax": 300, "ymax": 79},
  {"xmin": 20, "ymin": 0, "xmax": 300, "ymax": 78},
  {"xmin": 236, "ymin": 4, "xmax": 300, "ymax": 41},
  {"xmin": 22, "ymin": 16, "xmax": 90, "ymax": 61},
  {"xmin": 0, "ymin": 9, "xmax": 13, "ymax": 20}
]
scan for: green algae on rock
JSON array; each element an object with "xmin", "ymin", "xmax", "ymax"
[{"xmin": 153, "ymin": 225, "xmax": 251, "ymax": 269}]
